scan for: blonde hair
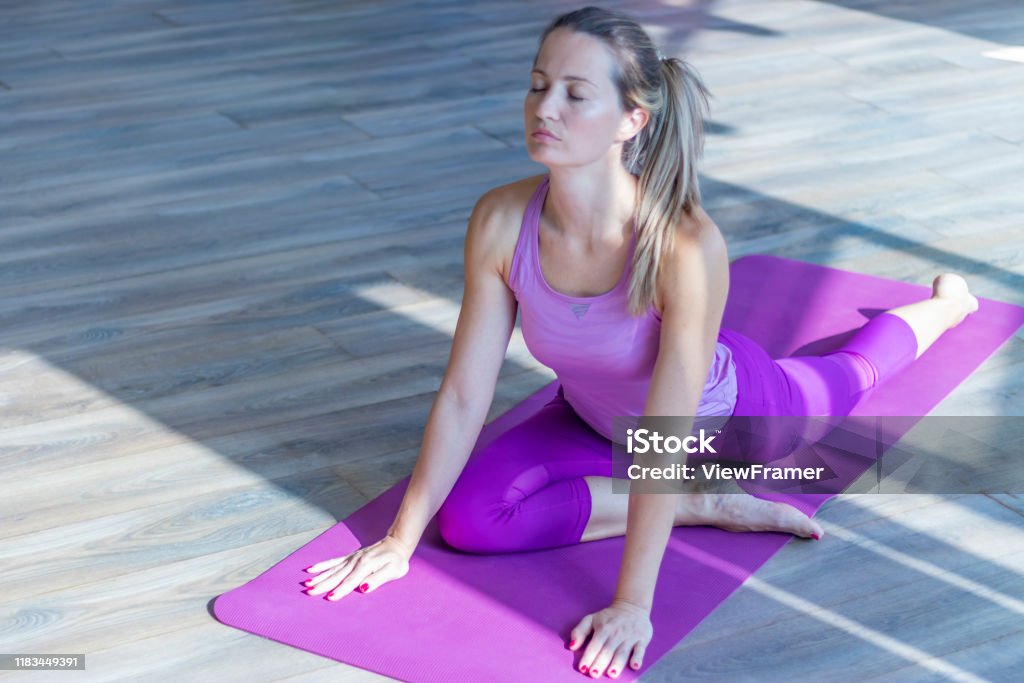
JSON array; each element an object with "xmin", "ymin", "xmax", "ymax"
[{"xmin": 534, "ymin": 6, "xmax": 713, "ymax": 316}]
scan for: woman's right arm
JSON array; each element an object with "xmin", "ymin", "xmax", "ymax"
[
  {"xmin": 303, "ymin": 187, "xmax": 520, "ymax": 600},
  {"xmin": 385, "ymin": 187, "xmax": 520, "ymax": 552}
]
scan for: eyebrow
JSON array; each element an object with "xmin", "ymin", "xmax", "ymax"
[{"xmin": 531, "ymin": 68, "xmax": 595, "ymax": 86}]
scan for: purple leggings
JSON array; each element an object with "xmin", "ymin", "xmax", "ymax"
[{"xmin": 435, "ymin": 313, "xmax": 918, "ymax": 554}]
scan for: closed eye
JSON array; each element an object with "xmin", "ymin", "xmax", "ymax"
[{"xmin": 529, "ymin": 87, "xmax": 583, "ymax": 101}]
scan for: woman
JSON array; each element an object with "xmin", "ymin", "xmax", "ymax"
[{"xmin": 302, "ymin": 6, "xmax": 979, "ymax": 678}]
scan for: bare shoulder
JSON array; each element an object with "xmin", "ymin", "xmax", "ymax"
[
  {"xmin": 686, "ymin": 205, "xmax": 728, "ymax": 261},
  {"xmin": 654, "ymin": 205, "xmax": 729, "ymax": 318},
  {"xmin": 466, "ymin": 174, "xmax": 547, "ymax": 286}
]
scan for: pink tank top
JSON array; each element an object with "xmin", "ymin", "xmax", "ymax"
[{"xmin": 508, "ymin": 175, "xmax": 738, "ymax": 443}]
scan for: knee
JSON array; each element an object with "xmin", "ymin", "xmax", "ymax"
[
  {"xmin": 436, "ymin": 487, "xmax": 509, "ymax": 554},
  {"xmin": 842, "ymin": 350, "xmax": 880, "ymax": 390}
]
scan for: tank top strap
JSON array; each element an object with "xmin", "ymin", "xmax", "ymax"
[{"xmin": 508, "ymin": 175, "xmax": 548, "ymax": 295}]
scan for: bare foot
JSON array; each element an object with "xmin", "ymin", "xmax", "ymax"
[
  {"xmin": 932, "ymin": 273, "xmax": 979, "ymax": 328},
  {"xmin": 678, "ymin": 492, "xmax": 824, "ymax": 540}
]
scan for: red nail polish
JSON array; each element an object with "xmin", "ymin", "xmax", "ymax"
[
  {"xmin": 580, "ymin": 665, "xmax": 588, "ymax": 673},
  {"xmin": 569, "ymin": 639, "xmax": 576, "ymax": 648},
  {"xmin": 359, "ymin": 583, "xmax": 369, "ymax": 592},
  {"xmin": 610, "ymin": 670, "xmax": 616, "ymax": 675},
  {"xmin": 811, "ymin": 533, "xmax": 821, "ymax": 540}
]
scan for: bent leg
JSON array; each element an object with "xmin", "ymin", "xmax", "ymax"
[{"xmin": 436, "ymin": 388, "xmax": 612, "ymax": 554}]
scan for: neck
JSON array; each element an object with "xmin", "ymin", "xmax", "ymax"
[{"xmin": 545, "ymin": 164, "xmax": 638, "ymax": 247}]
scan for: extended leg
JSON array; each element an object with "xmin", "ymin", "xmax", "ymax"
[
  {"xmin": 774, "ymin": 273, "xmax": 980, "ymax": 420},
  {"xmin": 879, "ymin": 273, "xmax": 979, "ymax": 361}
]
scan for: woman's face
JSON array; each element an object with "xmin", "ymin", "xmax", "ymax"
[{"xmin": 525, "ymin": 28, "xmax": 641, "ymax": 167}]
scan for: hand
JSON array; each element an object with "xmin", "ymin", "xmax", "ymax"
[
  {"xmin": 302, "ymin": 534, "xmax": 414, "ymax": 601},
  {"xmin": 568, "ymin": 598, "xmax": 652, "ymax": 678}
]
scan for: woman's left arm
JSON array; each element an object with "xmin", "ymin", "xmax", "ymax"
[{"xmin": 569, "ymin": 212, "xmax": 730, "ymax": 678}]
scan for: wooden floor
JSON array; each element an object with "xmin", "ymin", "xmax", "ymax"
[{"xmin": 2, "ymin": 0, "xmax": 1022, "ymax": 681}]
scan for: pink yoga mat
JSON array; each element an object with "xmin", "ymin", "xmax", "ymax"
[{"xmin": 213, "ymin": 255, "xmax": 1024, "ymax": 681}]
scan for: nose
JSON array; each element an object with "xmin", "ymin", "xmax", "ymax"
[{"xmin": 534, "ymin": 90, "xmax": 560, "ymax": 121}]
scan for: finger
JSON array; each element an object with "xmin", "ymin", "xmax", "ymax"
[
  {"xmin": 303, "ymin": 565, "xmax": 352, "ymax": 589},
  {"xmin": 568, "ymin": 614, "xmax": 593, "ymax": 651},
  {"xmin": 354, "ymin": 567, "xmax": 384, "ymax": 594},
  {"xmin": 304, "ymin": 570, "xmax": 334, "ymax": 588},
  {"xmin": 326, "ymin": 559, "xmax": 377, "ymax": 601},
  {"xmin": 305, "ymin": 555, "xmax": 350, "ymax": 574},
  {"xmin": 579, "ymin": 634, "xmax": 608, "ymax": 677},
  {"xmin": 305, "ymin": 566, "xmax": 350, "ymax": 597},
  {"xmin": 328, "ymin": 574, "xmax": 372, "ymax": 601},
  {"xmin": 307, "ymin": 555, "xmax": 364, "ymax": 596},
  {"xmin": 629, "ymin": 642, "xmax": 646, "ymax": 671},
  {"xmin": 606, "ymin": 646, "xmax": 630, "ymax": 679},
  {"xmin": 587, "ymin": 641, "xmax": 620, "ymax": 679},
  {"xmin": 304, "ymin": 556, "xmax": 355, "ymax": 589},
  {"xmin": 357, "ymin": 560, "xmax": 403, "ymax": 593}
]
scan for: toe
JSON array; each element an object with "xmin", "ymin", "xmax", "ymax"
[{"xmin": 774, "ymin": 502, "xmax": 821, "ymax": 538}]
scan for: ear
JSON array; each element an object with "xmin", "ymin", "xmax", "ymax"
[{"xmin": 618, "ymin": 107, "xmax": 649, "ymax": 143}]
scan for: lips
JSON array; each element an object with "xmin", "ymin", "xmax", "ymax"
[{"xmin": 532, "ymin": 129, "xmax": 560, "ymax": 140}]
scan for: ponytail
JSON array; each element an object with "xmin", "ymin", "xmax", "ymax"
[{"xmin": 626, "ymin": 57, "xmax": 712, "ymax": 317}]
